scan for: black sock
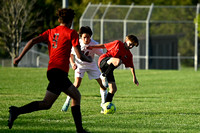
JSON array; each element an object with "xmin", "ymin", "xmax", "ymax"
[
  {"xmin": 105, "ymin": 92, "xmax": 114, "ymax": 102},
  {"xmin": 104, "ymin": 63, "xmax": 116, "ymax": 76},
  {"xmin": 71, "ymin": 105, "xmax": 83, "ymax": 132},
  {"xmin": 17, "ymin": 101, "xmax": 39, "ymax": 115}
]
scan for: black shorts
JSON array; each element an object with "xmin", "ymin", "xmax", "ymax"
[
  {"xmin": 47, "ymin": 68, "xmax": 72, "ymax": 95},
  {"xmin": 100, "ymin": 57, "xmax": 116, "ymax": 83}
]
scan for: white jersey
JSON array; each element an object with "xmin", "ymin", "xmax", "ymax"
[{"xmin": 71, "ymin": 39, "xmax": 104, "ymax": 69}]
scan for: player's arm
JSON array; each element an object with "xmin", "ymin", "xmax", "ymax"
[
  {"xmin": 130, "ymin": 66, "xmax": 139, "ymax": 86},
  {"xmin": 73, "ymin": 45, "xmax": 92, "ymax": 62},
  {"xmin": 14, "ymin": 36, "xmax": 43, "ymax": 66},
  {"xmin": 87, "ymin": 44, "xmax": 105, "ymax": 50},
  {"xmin": 70, "ymin": 54, "xmax": 77, "ymax": 70}
]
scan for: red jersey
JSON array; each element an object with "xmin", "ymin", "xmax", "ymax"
[
  {"xmin": 40, "ymin": 26, "xmax": 79, "ymax": 73},
  {"xmin": 98, "ymin": 40, "xmax": 134, "ymax": 68}
]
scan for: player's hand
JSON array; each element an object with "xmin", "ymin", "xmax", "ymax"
[
  {"xmin": 13, "ymin": 57, "xmax": 21, "ymax": 67},
  {"xmin": 133, "ymin": 78, "xmax": 139, "ymax": 86},
  {"xmin": 71, "ymin": 63, "xmax": 77, "ymax": 70},
  {"xmin": 87, "ymin": 46, "xmax": 93, "ymax": 50}
]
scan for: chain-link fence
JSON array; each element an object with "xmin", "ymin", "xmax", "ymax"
[
  {"xmin": 17, "ymin": 43, "xmax": 49, "ymax": 68},
  {"xmin": 80, "ymin": 3, "xmax": 200, "ymax": 71},
  {"xmin": 1, "ymin": 3, "xmax": 199, "ymax": 70}
]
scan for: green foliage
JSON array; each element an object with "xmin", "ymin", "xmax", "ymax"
[
  {"xmin": 194, "ymin": 14, "xmax": 200, "ymax": 37},
  {"xmin": 0, "ymin": 68, "xmax": 200, "ymax": 132}
]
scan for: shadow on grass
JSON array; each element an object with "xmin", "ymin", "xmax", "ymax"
[{"xmin": 0, "ymin": 129, "xmax": 75, "ymax": 133}]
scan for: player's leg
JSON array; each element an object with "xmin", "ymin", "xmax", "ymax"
[
  {"xmin": 8, "ymin": 68, "xmax": 65, "ymax": 129},
  {"xmin": 87, "ymin": 68, "xmax": 108, "ymax": 108},
  {"xmin": 61, "ymin": 68, "xmax": 84, "ymax": 112},
  {"xmin": 105, "ymin": 71, "xmax": 117, "ymax": 103},
  {"xmin": 61, "ymin": 77, "xmax": 82, "ymax": 112},
  {"xmin": 100, "ymin": 57, "xmax": 121, "ymax": 88},
  {"xmin": 8, "ymin": 90, "xmax": 59, "ymax": 129},
  {"xmin": 107, "ymin": 57, "xmax": 122, "ymax": 67},
  {"xmin": 106, "ymin": 82, "xmax": 117, "ymax": 102},
  {"xmin": 62, "ymin": 84, "xmax": 85, "ymax": 133},
  {"xmin": 104, "ymin": 57, "xmax": 121, "ymax": 76},
  {"xmin": 96, "ymin": 78, "xmax": 107, "ymax": 106}
]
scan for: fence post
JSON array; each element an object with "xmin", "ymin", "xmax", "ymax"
[
  {"xmin": 194, "ymin": 3, "xmax": 199, "ymax": 71},
  {"xmin": 145, "ymin": 3, "xmax": 154, "ymax": 70}
]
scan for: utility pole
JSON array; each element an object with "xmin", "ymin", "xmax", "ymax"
[{"xmin": 62, "ymin": 0, "xmax": 68, "ymax": 8}]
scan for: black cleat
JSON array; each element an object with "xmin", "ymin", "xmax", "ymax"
[
  {"xmin": 77, "ymin": 129, "xmax": 90, "ymax": 133},
  {"xmin": 8, "ymin": 106, "xmax": 19, "ymax": 129}
]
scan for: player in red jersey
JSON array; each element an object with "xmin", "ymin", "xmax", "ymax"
[
  {"xmin": 9, "ymin": 8, "xmax": 91, "ymax": 133},
  {"xmin": 88, "ymin": 35, "xmax": 139, "ymax": 113}
]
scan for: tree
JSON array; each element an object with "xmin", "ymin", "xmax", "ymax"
[{"xmin": 0, "ymin": 0, "xmax": 42, "ymax": 67}]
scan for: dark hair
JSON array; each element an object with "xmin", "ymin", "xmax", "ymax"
[
  {"xmin": 78, "ymin": 26, "xmax": 93, "ymax": 37},
  {"xmin": 127, "ymin": 35, "xmax": 139, "ymax": 47},
  {"xmin": 57, "ymin": 8, "xmax": 75, "ymax": 24}
]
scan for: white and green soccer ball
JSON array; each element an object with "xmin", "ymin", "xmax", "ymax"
[{"xmin": 102, "ymin": 102, "xmax": 116, "ymax": 114}]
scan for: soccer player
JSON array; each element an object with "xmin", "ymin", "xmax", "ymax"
[
  {"xmin": 61, "ymin": 26, "xmax": 107, "ymax": 112},
  {"xmin": 87, "ymin": 35, "xmax": 139, "ymax": 112},
  {"xmin": 9, "ymin": 8, "xmax": 91, "ymax": 133}
]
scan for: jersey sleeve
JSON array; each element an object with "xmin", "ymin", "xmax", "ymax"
[
  {"xmin": 71, "ymin": 30, "xmax": 80, "ymax": 47},
  {"xmin": 94, "ymin": 49, "xmax": 104, "ymax": 56},
  {"xmin": 71, "ymin": 47, "xmax": 75, "ymax": 55},
  {"xmin": 104, "ymin": 40, "xmax": 119, "ymax": 51},
  {"xmin": 39, "ymin": 30, "xmax": 50, "ymax": 43},
  {"xmin": 91, "ymin": 40, "xmax": 104, "ymax": 56}
]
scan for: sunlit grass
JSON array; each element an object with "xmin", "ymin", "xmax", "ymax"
[{"xmin": 0, "ymin": 67, "xmax": 200, "ymax": 132}]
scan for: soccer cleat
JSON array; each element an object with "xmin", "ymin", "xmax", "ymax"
[
  {"xmin": 100, "ymin": 74, "xmax": 108, "ymax": 88},
  {"xmin": 77, "ymin": 129, "xmax": 90, "ymax": 133},
  {"xmin": 61, "ymin": 101, "xmax": 70, "ymax": 112},
  {"xmin": 8, "ymin": 106, "xmax": 19, "ymax": 129}
]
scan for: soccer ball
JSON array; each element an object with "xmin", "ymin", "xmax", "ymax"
[{"xmin": 102, "ymin": 102, "xmax": 116, "ymax": 114}]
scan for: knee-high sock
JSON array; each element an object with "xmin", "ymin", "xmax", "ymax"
[
  {"xmin": 100, "ymin": 89, "xmax": 107, "ymax": 106},
  {"xmin": 71, "ymin": 105, "xmax": 83, "ymax": 132},
  {"xmin": 103, "ymin": 63, "xmax": 116, "ymax": 76},
  {"xmin": 105, "ymin": 92, "xmax": 114, "ymax": 102},
  {"xmin": 17, "ymin": 101, "xmax": 39, "ymax": 115}
]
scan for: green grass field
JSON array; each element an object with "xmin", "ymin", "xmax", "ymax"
[{"xmin": 0, "ymin": 67, "xmax": 200, "ymax": 133}]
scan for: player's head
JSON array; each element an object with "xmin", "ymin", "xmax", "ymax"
[
  {"xmin": 124, "ymin": 35, "xmax": 139, "ymax": 49},
  {"xmin": 78, "ymin": 26, "xmax": 93, "ymax": 44},
  {"xmin": 57, "ymin": 8, "xmax": 75, "ymax": 26}
]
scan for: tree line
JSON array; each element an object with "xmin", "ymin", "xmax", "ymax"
[{"xmin": 0, "ymin": 0, "xmax": 199, "ymax": 65}]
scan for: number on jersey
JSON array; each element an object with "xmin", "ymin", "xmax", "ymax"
[{"xmin": 52, "ymin": 33, "xmax": 59, "ymax": 48}]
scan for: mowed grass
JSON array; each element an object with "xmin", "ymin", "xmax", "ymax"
[{"xmin": 0, "ymin": 67, "xmax": 200, "ymax": 133}]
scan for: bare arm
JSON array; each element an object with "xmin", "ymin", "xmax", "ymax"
[
  {"xmin": 70, "ymin": 54, "xmax": 77, "ymax": 70},
  {"xmin": 87, "ymin": 44, "xmax": 105, "ymax": 50},
  {"xmin": 130, "ymin": 66, "xmax": 139, "ymax": 86},
  {"xmin": 73, "ymin": 45, "xmax": 92, "ymax": 62},
  {"xmin": 14, "ymin": 36, "xmax": 43, "ymax": 66}
]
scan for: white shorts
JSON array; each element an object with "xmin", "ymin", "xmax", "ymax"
[{"xmin": 75, "ymin": 67, "xmax": 101, "ymax": 80}]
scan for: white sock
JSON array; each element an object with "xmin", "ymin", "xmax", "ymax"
[
  {"xmin": 100, "ymin": 89, "xmax": 107, "ymax": 107},
  {"xmin": 65, "ymin": 96, "xmax": 71, "ymax": 105}
]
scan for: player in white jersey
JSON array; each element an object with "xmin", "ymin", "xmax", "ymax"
[{"xmin": 61, "ymin": 26, "xmax": 107, "ymax": 112}]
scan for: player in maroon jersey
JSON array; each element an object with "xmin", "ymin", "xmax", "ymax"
[
  {"xmin": 88, "ymin": 35, "xmax": 139, "ymax": 113},
  {"xmin": 9, "ymin": 8, "xmax": 91, "ymax": 133}
]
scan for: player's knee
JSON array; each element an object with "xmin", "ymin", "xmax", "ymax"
[
  {"xmin": 74, "ymin": 91, "xmax": 81, "ymax": 103},
  {"xmin": 115, "ymin": 59, "xmax": 122, "ymax": 67}
]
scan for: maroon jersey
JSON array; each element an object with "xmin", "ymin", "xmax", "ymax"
[
  {"xmin": 98, "ymin": 40, "xmax": 134, "ymax": 68},
  {"xmin": 40, "ymin": 26, "xmax": 79, "ymax": 73}
]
